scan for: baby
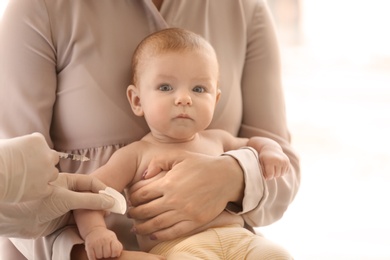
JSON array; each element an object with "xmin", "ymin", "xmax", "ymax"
[{"xmin": 75, "ymin": 28, "xmax": 290, "ymax": 260}]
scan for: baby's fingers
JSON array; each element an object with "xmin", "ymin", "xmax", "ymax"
[
  {"xmin": 263, "ymin": 165, "xmax": 276, "ymax": 180},
  {"xmin": 109, "ymin": 240, "xmax": 123, "ymax": 258}
]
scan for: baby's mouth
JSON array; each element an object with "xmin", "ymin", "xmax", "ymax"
[{"xmin": 176, "ymin": 113, "xmax": 191, "ymax": 119}]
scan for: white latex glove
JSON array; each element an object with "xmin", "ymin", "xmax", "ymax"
[
  {"xmin": 0, "ymin": 173, "xmax": 115, "ymax": 238},
  {"xmin": 0, "ymin": 133, "xmax": 59, "ymax": 202}
]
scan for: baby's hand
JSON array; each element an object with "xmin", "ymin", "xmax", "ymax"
[
  {"xmin": 259, "ymin": 145, "xmax": 290, "ymax": 180},
  {"xmin": 84, "ymin": 227, "xmax": 123, "ymax": 260}
]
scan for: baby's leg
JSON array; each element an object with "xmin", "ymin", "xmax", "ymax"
[
  {"xmin": 213, "ymin": 225, "xmax": 293, "ymax": 260},
  {"xmin": 149, "ymin": 229, "xmax": 222, "ymax": 259},
  {"xmin": 164, "ymin": 252, "xmax": 204, "ymax": 260},
  {"xmin": 244, "ymin": 232, "xmax": 293, "ymax": 260},
  {"xmin": 150, "ymin": 224, "xmax": 293, "ymax": 260}
]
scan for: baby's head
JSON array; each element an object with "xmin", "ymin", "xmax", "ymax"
[
  {"xmin": 127, "ymin": 28, "xmax": 221, "ymax": 141},
  {"xmin": 130, "ymin": 28, "xmax": 219, "ymax": 86}
]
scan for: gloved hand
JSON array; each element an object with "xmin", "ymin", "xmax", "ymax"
[
  {"xmin": 0, "ymin": 133, "xmax": 59, "ymax": 202},
  {"xmin": 0, "ymin": 173, "xmax": 115, "ymax": 238}
]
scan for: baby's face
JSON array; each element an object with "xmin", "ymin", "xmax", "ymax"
[{"xmin": 136, "ymin": 49, "xmax": 220, "ymax": 142}]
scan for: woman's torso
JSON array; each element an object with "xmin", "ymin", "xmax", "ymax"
[{"xmin": 46, "ymin": 0, "xmax": 252, "ymax": 173}]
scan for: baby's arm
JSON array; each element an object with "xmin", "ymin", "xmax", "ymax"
[
  {"xmin": 74, "ymin": 209, "xmax": 123, "ymax": 260},
  {"xmin": 74, "ymin": 146, "xmax": 139, "ymax": 259},
  {"xmin": 214, "ymin": 129, "xmax": 290, "ymax": 180},
  {"xmin": 247, "ymin": 136, "xmax": 290, "ymax": 180}
]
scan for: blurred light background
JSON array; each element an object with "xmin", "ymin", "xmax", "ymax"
[
  {"xmin": 1, "ymin": 1, "xmax": 389, "ymax": 259},
  {"xmin": 0, "ymin": 1, "xmax": 7, "ymax": 18},
  {"xmin": 261, "ymin": 0, "xmax": 390, "ymax": 259}
]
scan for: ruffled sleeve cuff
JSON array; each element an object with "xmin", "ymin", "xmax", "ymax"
[{"xmin": 222, "ymin": 147, "xmax": 268, "ymax": 215}]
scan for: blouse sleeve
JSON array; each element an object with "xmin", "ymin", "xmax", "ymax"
[
  {"xmin": 232, "ymin": 0, "xmax": 301, "ymax": 227},
  {"xmin": 0, "ymin": 1, "xmax": 76, "ymax": 259},
  {"xmin": 0, "ymin": 0, "xmax": 56, "ymax": 146}
]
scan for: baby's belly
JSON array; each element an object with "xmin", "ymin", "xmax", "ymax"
[{"xmin": 137, "ymin": 210, "xmax": 244, "ymax": 252}]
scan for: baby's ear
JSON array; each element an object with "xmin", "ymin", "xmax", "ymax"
[
  {"xmin": 216, "ymin": 88, "xmax": 221, "ymax": 103},
  {"xmin": 127, "ymin": 85, "xmax": 144, "ymax": 116}
]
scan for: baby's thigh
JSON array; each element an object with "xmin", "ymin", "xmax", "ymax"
[
  {"xmin": 149, "ymin": 228, "xmax": 223, "ymax": 259},
  {"xmin": 213, "ymin": 225, "xmax": 292, "ymax": 260},
  {"xmin": 166, "ymin": 252, "xmax": 204, "ymax": 260},
  {"xmin": 245, "ymin": 234, "xmax": 293, "ymax": 260}
]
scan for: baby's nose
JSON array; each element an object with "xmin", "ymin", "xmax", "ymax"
[{"xmin": 175, "ymin": 93, "xmax": 192, "ymax": 106}]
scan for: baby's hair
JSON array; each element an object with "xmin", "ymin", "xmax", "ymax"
[{"xmin": 131, "ymin": 28, "xmax": 217, "ymax": 85}]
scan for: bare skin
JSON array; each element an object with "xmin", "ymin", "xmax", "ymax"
[{"xmin": 71, "ymin": 244, "xmax": 166, "ymax": 260}]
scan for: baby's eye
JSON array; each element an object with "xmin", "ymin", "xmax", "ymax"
[
  {"xmin": 193, "ymin": 85, "xmax": 205, "ymax": 93},
  {"xmin": 158, "ymin": 84, "xmax": 173, "ymax": 91}
]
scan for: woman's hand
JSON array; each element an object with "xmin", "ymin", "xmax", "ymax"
[
  {"xmin": 0, "ymin": 133, "xmax": 59, "ymax": 203},
  {"xmin": 0, "ymin": 173, "xmax": 115, "ymax": 238},
  {"xmin": 127, "ymin": 151, "xmax": 244, "ymax": 241}
]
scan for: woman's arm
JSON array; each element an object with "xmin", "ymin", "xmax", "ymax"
[
  {"xmin": 211, "ymin": 130, "xmax": 290, "ymax": 181},
  {"xmin": 237, "ymin": 0, "xmax": 300, "ymax": 226},
  {"xmin": 0, "ymin": 0, "xmax": 57, "ymax": 143},
  {"xmin": 0, "ymin": 1, "xmax": 67, "ymax": 259}
]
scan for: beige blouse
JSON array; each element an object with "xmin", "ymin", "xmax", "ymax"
[{"xmin": 0, "ymin": 0, "xmax": 300, "ymax": 259}]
